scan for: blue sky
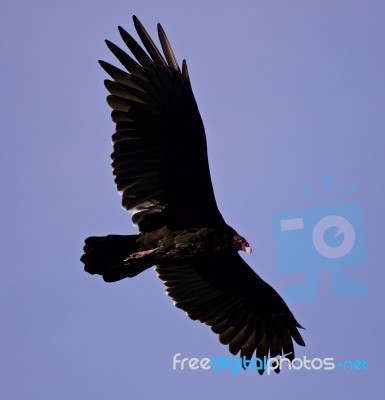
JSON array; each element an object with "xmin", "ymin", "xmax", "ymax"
[{"xmin": 1, "ymin": 0, "xmax": 384, "ymax": 398}]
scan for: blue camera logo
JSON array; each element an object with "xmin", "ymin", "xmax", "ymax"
[{"xmin": 272, "ymin": 174, "xmax": 367, "ymax": 302}]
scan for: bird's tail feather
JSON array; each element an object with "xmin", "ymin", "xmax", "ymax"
[{"xmin": 81, "ymin": 234, "xmax": 152, "ymax": 282}]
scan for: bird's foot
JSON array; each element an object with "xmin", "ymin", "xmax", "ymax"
[{"xmin": 124, "ymin": 248, "xmax": 157, "ymax": 262}]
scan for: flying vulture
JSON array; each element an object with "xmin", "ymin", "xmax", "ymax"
[{"xmin": 81, "ymin": 16, "xmax": 305, "ymax": 374}]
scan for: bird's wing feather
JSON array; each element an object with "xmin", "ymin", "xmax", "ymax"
[
  {"xmin": 156, "ymin": 253, "xmax": 305, "ymax": 374},
  {"xmin": 100, "ymin": 16, "xmax": 224, "ymax": 232}
]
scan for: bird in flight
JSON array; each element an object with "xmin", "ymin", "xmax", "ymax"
[{"xmin": 81, "ymin": 16, "xmax": 305, "ymax": 374}]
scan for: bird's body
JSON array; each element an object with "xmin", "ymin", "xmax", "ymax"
[{"xmin": 81, "ymin": 16, "xmax": 305, "ymax": 374}]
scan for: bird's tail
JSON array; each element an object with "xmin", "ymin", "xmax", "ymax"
[{"xmin": 81, "ymin": 235, "xmax": 153, "ymax": 282}]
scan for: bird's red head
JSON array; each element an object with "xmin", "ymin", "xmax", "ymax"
[{"xmin": 232, "ymin": 234, "xmax": 252, "ymax": 254}]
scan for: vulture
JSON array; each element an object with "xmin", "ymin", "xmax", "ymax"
[{"xmin": 81, "ymin": 16, "xmax": 305, "ymax": 374}]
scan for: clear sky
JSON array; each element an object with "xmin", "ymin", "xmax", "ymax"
[{"xmin": 1, "ymin": 0, "xmax": 384, "ymax": 398}]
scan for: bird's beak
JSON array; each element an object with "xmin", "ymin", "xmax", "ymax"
[{"xmin": 244, "ymin": 246, "xmax": 252, "ymax": 254}]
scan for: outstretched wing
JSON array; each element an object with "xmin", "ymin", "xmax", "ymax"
[
  {"xmin": 100, "ymin": 16, "xmax": 225, "ymax": 232},
  {"xmin": 156, "ymin": 252, "xmax": 305, "ymax": 374}
]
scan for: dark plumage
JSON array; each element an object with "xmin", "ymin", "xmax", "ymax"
[{"xmin": 81, "ymin": 16, "xmax": 305, "ymax": 374}]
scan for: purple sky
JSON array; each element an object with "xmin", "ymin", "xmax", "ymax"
[{"xmin": 1, "ymin": 0, "xmax": 384, "ymax": 398}]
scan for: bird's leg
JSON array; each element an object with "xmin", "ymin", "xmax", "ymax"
[{"xmin": 124, "ymin": 248, "xmax": 157, "ymax": 262}]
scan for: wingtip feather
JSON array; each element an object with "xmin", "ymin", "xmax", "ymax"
[{"xmin": 157, "ymin": 23, "xmax": 180, "ymax": 71}]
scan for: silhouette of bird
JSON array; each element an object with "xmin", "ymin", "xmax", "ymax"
[{"xmin": 81, "ymin": 16, "xmax": 305, "ymax": 374}]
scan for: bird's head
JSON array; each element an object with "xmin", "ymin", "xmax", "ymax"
[{"xmin": 232, "ymin": 234, "xmax": 252, "ymax": 254}]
